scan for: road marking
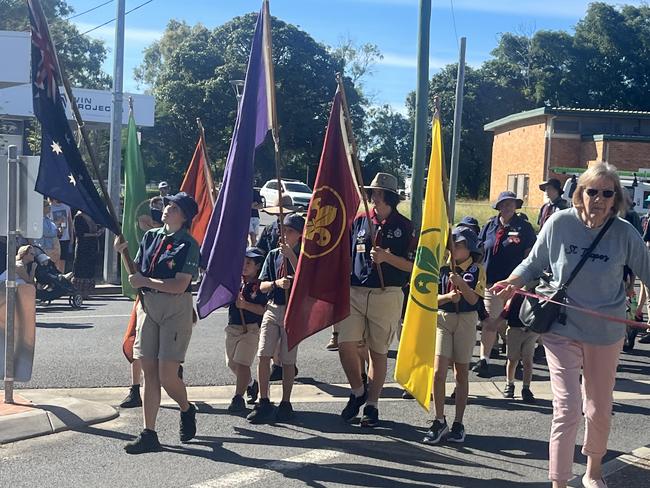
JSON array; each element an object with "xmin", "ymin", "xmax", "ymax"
[{"xmin": 190, "ymin": 449, "xmax": 341, "ymax": 488}]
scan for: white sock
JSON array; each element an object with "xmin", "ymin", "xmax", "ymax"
[
  {"xmin": 351, "ymin": 386, "xmax": 364, "ymax": 397},
  {"xmin": 248, "ymin": 378, "xmax": 255, "ymax": 387},
  {"xmin": 366, "ymin": 400, "xmax": 377, "ymax": 407}
]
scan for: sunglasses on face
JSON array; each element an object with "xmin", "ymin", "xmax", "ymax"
[{"xmin": 585, "ymin": 188, "xmax": 615, "ymax": 199}]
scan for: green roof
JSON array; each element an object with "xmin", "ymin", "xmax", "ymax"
[{"xmin": 484, "ymin": 107, "xmax": 650, "ymax": 132}]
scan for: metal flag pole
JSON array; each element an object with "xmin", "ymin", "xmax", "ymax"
[
  {"xmin": 336, "ymin": 73, "xmax": 385, "ymax": 290},
  {"xmin": 4, "ymin": 145, "xmax": 18, "ymax": 404},
  {"xmin": 448, "ymin": 37, "xmax": 467, "ymax": 222}
]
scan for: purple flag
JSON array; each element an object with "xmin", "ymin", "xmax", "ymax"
[{"xmin": 197, "ymin": 5, "xmax": 272, "ymax": 319}]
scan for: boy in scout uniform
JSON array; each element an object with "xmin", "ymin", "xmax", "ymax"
[
  {"xmin": 114, "ymin": 192, "xmax": 200, "ymax": 454},
  {"xmin": 337, "ymin": 173, "xmax": 416, "ymax": 427}
]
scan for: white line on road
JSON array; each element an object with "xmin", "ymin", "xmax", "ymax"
[{"xmin": 190, "ymin": 449, "xmax": 341, "ymax": 488}]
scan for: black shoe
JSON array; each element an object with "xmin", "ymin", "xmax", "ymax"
[
  {"xmin": 119, "ymin": 385, "xmax": 142, "ymax": 408},
  {"xmin": 179, "ymin": 403, "xmax": 197, "ymax": 442},
  {"xmin": 639, "ymin": 331, "xmax": 650, "ymax": 344},
  {"xmin": 521, "ymin": 387, "xmax": 536, "ymax": 404},
  {"xmin": 503, "ymin": 383, "xmax": 515, "ymax": 399},
  {"xmin": 402, "ymin": 389, "xmax": 414, "ymax": 399},
  {"xmin": 473, "ymin": 359, "xmax": 490, "ymax": 378},
  {"xmin": 500, "ymin": 342, "xmax": 507, "ymax": 354},
  {"xmin": 178, "ymin": 364, "xmax": 183, "ymax": 380},
  {"xmin": 246, "ymin": 380, "xmax": 259, "ymax": 405},
  {"xmin": 490, "ymin": 348, "xmax": 500, "ymax": 359},
  {"xmin": 269, "ymin": 364, "xmax": 283, "ymax": 381},
  {"xmin": 275, "ymin": 401, "xmax": 294, "ymax": 422},
  {"xmin": 247, "ymin": 398, "xmax": 275, "ymax": 424},
  {"xmin": 624, "ymin": 327, "xmax": 638, "ymax": 352},
  {"xmin": 450, "ymin": 388, "xmax": 456, "ymax": 400},
  {"xmin": 341, "ymin": 388, "xmax": 368, "ymax": 422},
  {"xmin": 447, "ymin": 421, "xmax": 465, "ymax": 443},
  {"xmin": 227, "ymin": 395, "xmax": 246, "ymax": 413},
  {"xmin": 124, "ymin": 429, "xmax": 162, "ymax": 454},
  {"xmin": 360, "ymin": 404, "xmax": 379, "ymax": 428},
  {"xmin": 422, "ymin": 418, "xmax": 449, "ymax": 445}
]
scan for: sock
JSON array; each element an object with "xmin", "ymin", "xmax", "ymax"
[
  {"xmin": 351, "ymin": 386, "xmax": 364, "ymax": 397},
  {"xmin": 366, "ymin": 401, "xmax": 377, "ymax": 407},
  {"xmin": 131, "ymin": 384, "xmax": 140, "ymax": 389},
  {"xmin": 523, "ymin": 383, "xmax": 530, "ymax": 389},
  {"xmin": 248, "ymin": 378, "xmax": 255, "ymax": 387},
  {"xmin": 507, "ymin": 381, "xmax": 514, "ymax": 386}
]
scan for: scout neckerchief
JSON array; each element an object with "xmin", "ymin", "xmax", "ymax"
[{"xmin": 148, "ymin": 233, "xmax": 172, "ymax": 275}]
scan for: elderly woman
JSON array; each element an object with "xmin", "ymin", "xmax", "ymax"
[{"xmin": 493, "ymin": 163, "xmax": 650, "ymax": 488}]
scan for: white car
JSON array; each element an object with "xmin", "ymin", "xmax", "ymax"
[{"xmin": 260, "ymin": 179, "xmax": 313, "ymax": 209}]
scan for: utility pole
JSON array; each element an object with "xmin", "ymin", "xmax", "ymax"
[
  {"xmin": 104, "ymin": 0, "xmax": 126, "ymax": 284},
  {"xmin": 448, "ymin": 37, "xmax": 467, "ymax": 222},
  {"xmin": 4, "ymin": 145, "xmax": 18, "ymax": 404},
  {"xmin": 410, "ymin": 0, "xmax": 432, "ymax": 231}
]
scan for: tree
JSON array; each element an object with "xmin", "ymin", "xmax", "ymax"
[{"xmin": 136, "ymin": 13, "xmax": 364, "ymax": 188}]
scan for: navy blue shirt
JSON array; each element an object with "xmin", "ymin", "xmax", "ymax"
[
  {"xmin": 259, "ymin": 246, "xmax": 298, "ymax": 305},
  {"xmin": 258, "ymin": 219, "xmax": 280, "ymax": 254},
  {"xmin": 351, "ymin": 210, "xmax": 416, "ymax": 288},
  {"xmin": 478, "ymin": 213, "xmax": 536, "ymax": 284},
  {"xmin": 228, "ymin": 279, "xmax": 268, "ymax": 325},
  {"xmin": 438, "ymin": 257, "xmax": 486, "ymax": 313}
]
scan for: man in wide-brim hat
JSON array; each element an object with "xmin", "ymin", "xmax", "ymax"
[
  {"xmin": 334, "ymin": 172, "xmax": 416, "ymax": 428},
  {"xmin": 537, "ymin": 178, "xmax": 568, "ymax": 229}
]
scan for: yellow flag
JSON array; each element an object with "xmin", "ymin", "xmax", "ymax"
[{"xmin": 395, "ymin": 113, "xmax": 449, "ymax": 411}]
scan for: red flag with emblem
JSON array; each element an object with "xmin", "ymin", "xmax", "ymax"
[
  {"xmin": 180, "ymin": 128, "xmax": 216, "ymax": 246},
  {"xmin": 285, "ymin": 89, "xmax": 360, "ymax": 350}
]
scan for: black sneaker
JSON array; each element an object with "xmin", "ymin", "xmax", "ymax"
[
  {"xmin": 246, "ymin": 380, "xmax": 259, "ymax": 404},
  {"xmin": 639, "ymin": 331, "xmax": 650, "ymax": 344},
  {"xmin": 269, "ymin": 364, "xmax": 283, "ymax": 381},
  {"xmin": 179, "ymin": 403, "xmax": 197, "ymax": 442},
  {"xmin": 119, "ymin": 385, "xmax": 142, "ymax": 408},
  {"xmin": 360, "ymin": 404, "xmax": 379, "ymax": 427},
  {"xmin": 275, "ymin": 401, "xmax": 294, "ymax": 422},
  {"xmin": 500, "ymin": 342, "xmax": 507, "ymax": 354},
  {"xmin": 402, "ymin": 389, "xmax": 414, "ymax": 399},
  {"xmin": 247, "ymin": 398, "xmax": 275, "ymax": 424},
  {"xmin": 124, "ymin": 429, "xmax": 163, "ymax": 454},
  {"xmin": 490, "ymin": 348, "xmax": 500, "ymax": 359},
  {"xmin": 521, "ymin": 387, "xmax": 536, "ymax": 404},
  {"xmin": 473, "ymin": 359, "xmax": 490, "ymax": 378},
  {"xmin": 422, "ymin": 418, "xmax": 449, "ymax": 445},
  {"xmin": 624, "ymin": 327, "xmax": 638, "ymax": 352},
  {"xmin": 450, "ymin": 388, "xmax": 456, "ymax": 400},
  {"xmin": 447, "ymin": 421, "xmax": 465, "ymax": 443},
  {"xmin": 341, "ymin": 388, "xmax": 368, "ymax": 422},
  {"xmin": 227, "ymin": 395, "xmax": 246, "ymax": 413},
  {"xmin": 503, "ymin": 383, "xmax": 515, "ymax": 399}
]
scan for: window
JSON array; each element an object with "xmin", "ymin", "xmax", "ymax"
[
  {"xmin": 284, "ymin": 182, "xmax": 312, "ymax": 193},
  {"xmin": 267, "ymin": 181, "xmax": 277, "ymax": 190},
  {"xmin": 507, "ymin": 173, "xmax": 529, "ymax": 201}
]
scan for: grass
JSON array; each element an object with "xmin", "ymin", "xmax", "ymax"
[{"xmin": 398, "ymin": 198, "xmax": 541, "ymax": 232}]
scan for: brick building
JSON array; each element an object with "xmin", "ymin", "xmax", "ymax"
[{"xmin": 484, "ymin": 107, "xmax": 650, "ymax": 208}]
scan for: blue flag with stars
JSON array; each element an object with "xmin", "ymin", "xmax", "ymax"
[{"xmin": 28, "ymin": 0, "xmax": 118, "ymax": 234}]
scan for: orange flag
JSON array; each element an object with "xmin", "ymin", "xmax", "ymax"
[{"xmin": 180, "ymin": 127, "xmax": 216, "ymax": 245}]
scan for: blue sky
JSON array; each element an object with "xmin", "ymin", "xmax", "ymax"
[{"xmin": 67, "ymin": 0, "xmax": 643, "ymax": 113}]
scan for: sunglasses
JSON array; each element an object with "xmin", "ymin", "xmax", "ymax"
[{"xmin": 585, "ymin": 188, "xmax": 615, "ymax": 198}]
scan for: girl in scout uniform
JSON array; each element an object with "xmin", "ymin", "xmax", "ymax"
[
  {"xmin": 423, "ymin": 226, "xmax": 485, "ymax": 445},
  {"xmin": 114, "ymin": 192, "xmax": 200, "ymax": 454}
]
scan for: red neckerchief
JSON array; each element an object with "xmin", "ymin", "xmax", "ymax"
[
  {"xmin": 369, "ymin": 208, "xmax": 391, "ymax": 246},
  {"xmin": 148, "ymin": 235, "xmax": 171, "ymax": 274},
  {"xmin": 492, "ymin": 222, "xmax": 507, "ymax": 256}
]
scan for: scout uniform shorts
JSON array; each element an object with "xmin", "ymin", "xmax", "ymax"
[
  {"xmin": 225, "ymin": 323, "xmax": 260, "ymax": 369},
  {"xmin": 435, "ymin": 311, "xmax": 478, "ymax": 364},
  {"xmin": 134, "ymin": 291, "xmax": 194, "ymax": 362},
  {"xmin": 506, "ymin": 326, "xmax": 539, "ymax": 362},
  {"xmin": 257, "ymin": 302, "xmax": 298, "ymax": 365},
  {"xmin": 336, "ymin": 286, "xmax": 404, "ymax": 355}
]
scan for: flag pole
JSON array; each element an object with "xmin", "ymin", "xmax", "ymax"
[
  {"xmin": 196, "ymin": 118, "xmax": 217, "ymax": 204},
  {"xmin": 31, "ymin": 0, "xmax": 136, "ymax": 274},
  {"xmin": 336, "ymin": 73, "xmax": 386, "ymax": 290}
]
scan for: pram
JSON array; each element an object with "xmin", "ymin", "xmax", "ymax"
[{"xmin": 32, "ymin": 246, "xmax": 84, "ymax": 309}]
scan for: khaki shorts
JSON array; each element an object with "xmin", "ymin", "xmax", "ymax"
[
  {"xmin": 336, "ymin": 286, "xmax": 403, "ymax": 355},
  {"xmin": 134, "ymin": 291, "xmax": 194, "ymax": 362},
  {"xmin": 257, "ymin": 302, "xmax": 298, "ymax": 365},
  {"xmin": 225, "ymin": 324, "xmax": 260, "ymax": 369},
  {"xmin": 506, "ymin": 326, "xmax": 539, "ymax": 362},
  {"xmin": 435, "ymin": 311, "xmax": 478, "ymax": 364},
  {"xmin": 483, "ymin": 288, "xmax": 507, "ymax": 333}
]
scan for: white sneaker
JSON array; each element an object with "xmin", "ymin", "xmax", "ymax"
[{"xmin": 582, "ymin": 474, "xmax": 608, "ymax": 488}]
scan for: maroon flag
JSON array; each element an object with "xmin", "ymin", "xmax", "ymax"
[{"xmin": 285, "ymin": 89, "xmax": 360, "ymax": 350}]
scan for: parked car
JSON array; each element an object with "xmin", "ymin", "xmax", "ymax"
[{"xmin": 259, "ymin": 179, "xmax": 313, "ymax": 209}]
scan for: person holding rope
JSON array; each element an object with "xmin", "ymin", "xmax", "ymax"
[
  {"xmin": 114, "ymin": 192, "xmax": 200, "ymax": 454},
  {"xmin": 336, "ymin": 173, "xmax": 416, "ymax": 428},
  {"xmin": 492, "ymin": 163, "xmax": 650, "ymax": 488}
]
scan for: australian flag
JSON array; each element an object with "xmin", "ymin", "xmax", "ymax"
[{"xmin": 27, "ymin": 0, "xmax": 118, "ymax": 234}]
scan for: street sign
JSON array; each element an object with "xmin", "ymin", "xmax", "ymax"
[{"xmin": 0, "ymin": 155, "xmax": 44, "ymax": 239}]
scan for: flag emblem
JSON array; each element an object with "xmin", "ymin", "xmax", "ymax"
[{"xmin": 303, "ymin": 186, "xmax": 347, "ymax": 257}]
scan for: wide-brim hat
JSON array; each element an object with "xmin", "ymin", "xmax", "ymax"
[
  {"xmin": 262, "ymin": 194, "xmax": 298, "ymax": 215},
  {"xmin": 452, "ymin": 226, "xmax": 480, "ymax": 254},
  {"xmin": 163, "ymin": 192, "xmax": 199, "ymax": 222},
  {"xmin": 364, "ymin": 172, "xmax": 404, "ymax": 200},
  {"xmin": 283, "ymin": 213, "xmax": 305, "ymax": 233},
  {"xmin": 493, "ymin": 191, "xmax": 523, "ymax": 210},
  {"xmin": 539, "ymin": 178, "xmax": 564, "ymax": 195}
]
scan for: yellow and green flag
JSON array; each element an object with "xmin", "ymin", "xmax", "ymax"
[
  {"xmin": 395, "ymin": 112, "xmax": 449, "ymax": 411},
  {"xmin": 121, "ymin": 108, "xmax": 149, "ymax": 299}
]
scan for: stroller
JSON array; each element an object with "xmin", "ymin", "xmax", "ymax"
[{"xmin": 32, "ymin": 246, "xmax": 84, "ymax": 309}]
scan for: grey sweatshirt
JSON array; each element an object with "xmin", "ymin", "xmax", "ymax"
[{"xmin": 512, "ymin": 207, "xmax": 650, "ymax": 345}]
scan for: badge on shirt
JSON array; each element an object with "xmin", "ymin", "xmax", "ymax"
[{"xmin": 394, "ymin": 228, "xmax": 402, "ymax": 238}]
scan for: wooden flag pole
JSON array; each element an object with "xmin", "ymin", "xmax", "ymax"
[
  {"xmin": 31, "ymin": 0, "xmax": 136, "ymax": 275},
  {"xmin": 196, "ymin": 118, "xmax": 217, "ymax": 204},
  {"xmin": 336, "ymin": 73, "xmax": 386, "ymax": 290}
]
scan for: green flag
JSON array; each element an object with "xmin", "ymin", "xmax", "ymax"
[{"xmin": 121, "ymin": 110, "xmax": 149, "ymax": 299}]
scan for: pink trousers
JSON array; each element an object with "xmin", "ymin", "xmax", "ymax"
[{"xmin": 543, "ymin": 332, "xmax": 623, "ymax": 482}]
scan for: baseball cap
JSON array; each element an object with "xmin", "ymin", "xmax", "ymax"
[
  {"xmin": 158, "ymin": 181, "xmax": 169, "ymax": 190},
  {"xmin": 283, "ymin": 213, "xmax": 305, "ymax": 233}
]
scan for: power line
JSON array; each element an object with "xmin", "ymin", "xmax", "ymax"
[
  {"xmin": 449, "ymin": 0, "xmax": 459, "ymax": 48},
  {"xmin": 65, "ymin": 0, "xmax": 155, "ymax": 41},
  {"xmin": 66, "ymin": 0, "xmax": 114, "ymax": 20}
]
